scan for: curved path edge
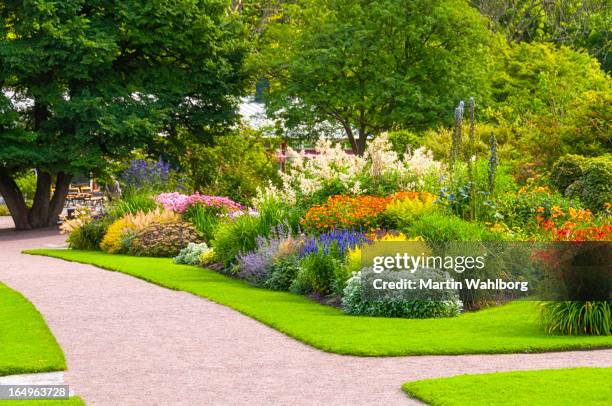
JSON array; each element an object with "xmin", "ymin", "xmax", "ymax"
[{"xmin": 1, "ymin": 229, "xmax": 611, "ymax": 406}]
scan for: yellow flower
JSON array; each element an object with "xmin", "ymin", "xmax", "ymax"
[{"xmin": 536, "ymin": 206, "xmax": 545, "ymax": 213}]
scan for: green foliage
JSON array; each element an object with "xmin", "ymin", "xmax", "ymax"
[
  {"xmin": 472, "ymin": 0, "xmax": 612, "ymax": 71},
  {"xmin": 550, "ymin": 154, "xmax": 588, "ymax": 192},
  {"xmin": 488, "ymin": 42, "xmax": 611, "ymax": 165},
  {"xmin": 263, "ymin": 256, "xmax": 301, "ymax": 291},
  {"xmin": 259, "ymin": 0, "xmax": 493, "ymax": 151},
  {"xmin": 541, "ymin": 301, "xmax": 611, "ymax": 336},
  {"xmin": 179, "ymin": 128, "xmax": 279, "ymax": 205},
  {"xmin": 294, "ymin": 246, "xmax": 343, "ymax": 296},
  {"xmin": 440, "ymin": 160, "xmax": 517, "ymax": 222},
  {"xmin": 174, "ymin": 243, "xmax": 212, "ymax": 266},
  {"xmin": 564, "ymin": 159, "xmax": 612, "ymax": 212},
  {"xmin": 404, "ymin": 212, "xmax": 499, "ymax": 242},
  {"xmin": 383, "ymin": 197, "xmax": 438, "ymax": 229},
  {"xmin": 105, "ymin": 190, "xmax": 157, "ymax": 219},
  {"xmin": 182, "ymin": 204, "xmax": 221, "ymax": 243},
  {"xmin": 67, "ymin": 218, "xmax": 111, "ymax": 250},
  {"xmin": 14, "ymin": 171, "xmax": 37, "ymax": 203},
  {"xmin": 387, "ymin": 130, "xmax": 423, "ymax": 155},
  {"xmin": 497, "ymin": 187, "xmax": 578, "ymax": 231},
  {"xmin": 0, "ymin": 0, "xmax": 246, "ymax": 228},
  {"xmin": 0, "ymin": 204, "xmax": 9, "ymax": 216},
  {"xmin": 211, "ymin": 196, "xmax": 298, "ymax": 267},
  {"xmin": 342, "ymin": 272, "xmax": 462, "ymax": 318},
  {"xmin": 212, "ymin": 216, "xmax": 260, "ymax": 266},
  {"xmin": 131, "ymin": 221, "xmax": 202, "ymax": 257}
]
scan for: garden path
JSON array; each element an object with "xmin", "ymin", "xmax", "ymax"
[{"xmin": 1, "ymin": 229, "xmax": 611, "ymax": 406}]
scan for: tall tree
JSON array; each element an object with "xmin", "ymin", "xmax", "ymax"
[
  {"xmin": 472, "ymin": 0, "xmax": 611, "ymax": 71},
  {"xmin": 257, "ymin": 0, "xmax": 493, "ymax": 154},
  {"xmin": 0, "ymin": 0, "xmax": 246, "ymax": 229}
]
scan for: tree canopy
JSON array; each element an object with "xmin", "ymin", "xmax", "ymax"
[
  {"xmin": 0, "ymin": 0, "xmax": 247, "ymax": 229},
  {"xmin": 257, "ymin": 0, "xmax": 494, "ymax": 154}
]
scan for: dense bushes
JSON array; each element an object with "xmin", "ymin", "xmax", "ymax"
[
  {"xmin": 550, "ymin": 155, "xmax": 612, "ymax": 212},
  {"xmin": 67, "ymin": 218, "xmax": 110, "ymax": 250},
  {"xmin": 131, "ymin": 222, "xmax": 202, "ymax": 257},
  {"xmin": 404, "ymin": 212, "xmax": 499, "ymax": 242},
  {"xmin": 342, "ymin": 271, "xmax": 462, "ymax": 318}
]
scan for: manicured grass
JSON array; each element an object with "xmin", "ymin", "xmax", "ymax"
[
  {"xmin": 0, "ymin": 398, "xmax": 85, "ymax": 406},
  {"xmin": 28, "ymin": 249, "xmax": 612, "ymax": 356},
  {"xmin": 403, "ymin": 367, "xmax": 612, "ymax": 405},
  {"xmin": 0, "ymin": 282, "xmax": 66, "ymax": 376}
]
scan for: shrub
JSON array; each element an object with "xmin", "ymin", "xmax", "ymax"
[
  {"xmin": 180, "ymin": 128, "xmax": 279, "ymax": 205},
  {"xmin": 199, "ymin": 250, "xmax": 216, "ymax": 266},
  {"xmin": 565, "ymin": 160, "xmax": 612, "ymax": 212},
  {"xmin": 236, "ymin": 230, "xmax": 299, "ymax": 285},
  {"xmin": 174, "ymin": 243, "xmax": 212, "ymax": 265},
  {"xmin": 263, "ymin": 256, "xmax": 301, "ymax": 291},
  {"xmin": 404, "ymin": 212, "xmax": 499, "ymax": 241},
  {"xmin": 100, "ymin": 217, "xmax": 131, "ymax": 253},
  {"xmin": 342, "ymin": 271, "xmax": 462, "ymax": 318},
  {"xmin": 131, "ymin": 221, "xmax": 202, "ymax": 257},
  {"xmin": 497, "ymin": 185, "xmax": 579, "ymax": 232},
  {"xmin": 67, "ymin": 217, "xmax": 110, "ymax": 250},
  {"xmin": 100, "ymin": 208, "xmax": 180, "ymax": 254},
  {"xmin": 0, "ymin": 204, "xmax": 9, "ymax": 216},
  {"xmin": 383, "ymin": 192, "xmax": 437, "ymax": 228},
  {"xmin": 550, "ymin": 155, "xmax": 587, "ymax": 192},
  {"xmin": 293, "ymin": 245, "xmax": 343, "ymax": 296},
  {"xmin": 212, "ymin": 198, "xmax": 296, "ymax": 266},
  {"xmin": 540, "ymin": 301, "xmax": 611, "ymax": 336}
]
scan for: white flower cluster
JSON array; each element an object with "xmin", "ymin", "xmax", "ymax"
[{"xmin": 254, "ymin": 133, "xmax": 444, "ymax": 207}]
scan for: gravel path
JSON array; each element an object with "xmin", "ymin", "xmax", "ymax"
[{"xmin": 1, "ymin": 229, "xmax": 611, "ymax": 406}]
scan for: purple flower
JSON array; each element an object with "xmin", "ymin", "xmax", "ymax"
[{"xmin": 300, "ymin": 229, "xmax": 371, "ymax": 257}]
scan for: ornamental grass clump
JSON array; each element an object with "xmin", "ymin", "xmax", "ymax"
[
  {"xmin": 540, "ymin": 301, "xmax": 611, "ymax": 336},
  {"xmin": 100, "ymin": 208, "xmax": 180, "ymax": 254}
]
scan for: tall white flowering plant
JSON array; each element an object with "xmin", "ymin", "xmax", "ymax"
[{"xmin": 254, "ymin": 133, "xmax": 445, "ymax": 207}]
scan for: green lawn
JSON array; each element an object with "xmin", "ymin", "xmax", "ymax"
[
  {"xmin": 0, "ymin": 282, "xmax": 66, "ymax": 376},
  {"xmin": 28, "ymin": 249, "xmax": 612, "ymax": 356},
  {"xmin": 403, "ymin": 367, "xmax": 612, "ymax": 405}
]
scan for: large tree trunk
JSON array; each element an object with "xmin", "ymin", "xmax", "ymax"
[
  {"xmin": 0, "ymin": 169, "xmax": 31, "ymax": 229},
  {"xmin": 28, "ymin": 170, "xmax": 52, "ymax": 228},
  {"xmin": 0, "ymin": 169, "xmax": 73, "ymax": 230},
  {"xmin": 48, "ymin": 172, "xmax": 72, "ymax": 225}
]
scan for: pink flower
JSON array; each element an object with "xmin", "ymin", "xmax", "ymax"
[{"xmin": 156, "ymin": 192, "xmax": 245, "ymax": 214}]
